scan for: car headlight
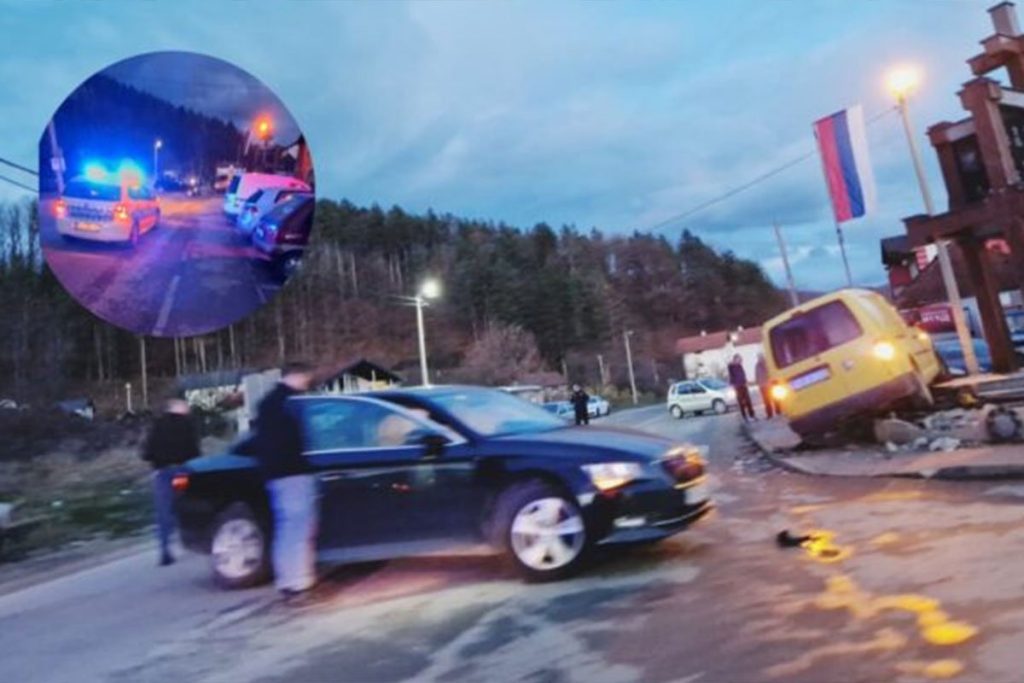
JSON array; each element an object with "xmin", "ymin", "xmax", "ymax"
[{"xmin": 581, "ymin": 462, "xmax": 645, "ymax": 491}]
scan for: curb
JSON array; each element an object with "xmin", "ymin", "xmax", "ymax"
[{"xmin": 741, "ymin": 421, "xmax": 1024, "ymax": 481}]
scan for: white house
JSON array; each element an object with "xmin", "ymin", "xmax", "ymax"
[{"xmin": 675, "ymin": 327, "xmax": 765, "ymax": 384}]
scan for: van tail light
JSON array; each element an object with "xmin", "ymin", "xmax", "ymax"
[
  {"xmin": 54, "ymin": 199, "xmax": 67, "ymax": 218},
  {"xmin": 873, "ymin": 340, "xmax": 897, "ymax": 361},
  {"xmin": 113, "ymin": 203, "xmax": 130, "ymax": 222},
  {"xmin": 171, "ymin": 473, "xmax": 190, "ymax": 493},
  {"xmin": 770, "ymin": 382, "xmax": 790, "ymax": 401}
]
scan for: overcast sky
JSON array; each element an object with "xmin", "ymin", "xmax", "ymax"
[{"xmin": 0, "ymin": 0, "xmax": 1005, "ymax": 290}]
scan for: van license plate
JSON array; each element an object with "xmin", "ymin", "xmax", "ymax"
[
  {"xmin": 75, "ymin": 221, "xmax": 100, "ymax": 232},
  {"xmin": 791, "ymin": 367, "xmax": 831, "ymax": 391}
]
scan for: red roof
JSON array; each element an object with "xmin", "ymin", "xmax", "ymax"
[{"xmin": 675, "ymin": 327, "xmax": 763, "ymax": 355}]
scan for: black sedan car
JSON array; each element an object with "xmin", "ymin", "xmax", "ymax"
[{"xmin": 174, "ymin": 386, "xmax": 712, "ymax": 587}]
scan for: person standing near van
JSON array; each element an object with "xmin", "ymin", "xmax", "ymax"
[
  {"xmin": 251, "ymin": 362, "xmax": 318, "ymax": 602},
  {"xmin": 142, "ymin": 397, "xmax": 200, "ymax": 566},
  {"xmin": 728, "ymin": 355, "xmax": 756, "ymax": 422},
  {"xmin": 570, "ymin": 384, "xmax": 590, "ymax": 426},
  {"xmin": 755, "ymin": 352, "xmax": 777, "ymax": 419}
]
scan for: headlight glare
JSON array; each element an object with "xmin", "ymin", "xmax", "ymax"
[{"xmin": 582, "ymin": 462, "xmax": 644, "ymax": 491}]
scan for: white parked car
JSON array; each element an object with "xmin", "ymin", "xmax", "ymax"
[
  {"xmin": 223, "ymin": 173, "xmax": 310, "ymax": 216},
  {"xmin": 667, "ymin": 379, "xmax": 736, "ymax": 419},
  {"xmin": 54, "ymin": 172, "xmax": 160, "ymax": 247},
  {"xmin": 587, "ymin": 396, "xmax": 611, "ymax": 418}
]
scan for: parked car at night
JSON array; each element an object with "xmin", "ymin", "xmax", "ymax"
[
  {"xmin": 174, "ymin": 386, "xmax": 712, "ymax": 587},
  {"xmin": 587, "ymin": 395, "xmax": 611, "ymax": 418},
  {"xmin": 54, "ymin": 169, "xmax": 160, "ymax": 247},
  {"xmin": 236, "ymin": 187, "xmax": 310, "ymax": 237},
  {"xmin": 762, "ymin": 289, "xmax": 941, "ymax": 437},
  {"xmin": 667, "ymin": 378, "xmax": 736, "ymax": 419},
  {"xmin": 223, "ymin": 172, "xmax": 310, "ymax": 216},
  {"xmin": 251, "ymin": 193, "xmax": 314, "ymax": 280}
]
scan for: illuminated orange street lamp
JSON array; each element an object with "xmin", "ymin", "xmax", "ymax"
[{"xmin": 255, "ymin": 117, "xmax": 273, "ymax": 141}]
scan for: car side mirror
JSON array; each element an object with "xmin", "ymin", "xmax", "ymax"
[{"xmin": 413, "ymin": 431, "xmax": 449, "ymax": 458}]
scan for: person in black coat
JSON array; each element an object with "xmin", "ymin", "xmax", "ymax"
[
  {"xmin": 249, "ymin": 361, "xmax": 317, "ymax": 601},
  {"xmin": 142, "ymin": 397, "xmax": 200, "ymax": 566},
  {"xmin": 727, "ymin": 354, "xmax": 756, "ymax": 422},
  {"xmin": 570, "ymin": 384, "xmax": 590, "ymax": 426}
]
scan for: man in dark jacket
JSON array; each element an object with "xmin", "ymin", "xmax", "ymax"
[
  {"xmin": 142, "ymin": 397, "xmax": 200, "ymax": 566},
  {"xmin": 727, "ymin": 354, "xmax": 756, "ymax": 422},
  {"xmin": 250, "ymin": 362, "xmax": 316, "ymax": 600},
  {"xmin": 570, "ymin": 384, "xmax": 590, "ymax": 426}
]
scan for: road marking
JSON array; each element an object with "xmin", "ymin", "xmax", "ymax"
[{"xmin": 154, "ymin": 274, "xmax": 181, "ymax": 336}]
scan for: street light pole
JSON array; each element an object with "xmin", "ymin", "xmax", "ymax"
[
  {"xmin": 892, "ymin": 80, "xmax": 979, "ymax": 376},
  {"xmin": 415, "ymin": 295, "xmax": 429, "ymax": 387},
  {"xmin": 623, "ymin": 330, "xmax": 638, "ymax": 405},
  {"xmin": 773, "ymin": 221, "xmax": 800, "ymax": 307},
  {"xmin": 153, "ymin": 139, "xmax": 162, "ymax": 187}
]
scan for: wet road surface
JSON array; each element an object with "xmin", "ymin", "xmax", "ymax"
[
  {"xmin": 3, "ymin": 406, "xmax": 1024, "ymax": 682},
  {"xmin": 40, "ymin": 194, "xmax": 281, "ymax": 336}
]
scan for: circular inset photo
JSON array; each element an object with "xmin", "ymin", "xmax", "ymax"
[{"xmin": 38, "ymin": 51, "xmax": 315, "ymax": 337}]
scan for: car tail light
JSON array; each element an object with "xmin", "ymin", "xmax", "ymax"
[
  {"xmin": 171, "ymin": 473, "xmax": 190, "ymax": 493},
  {"xmin": 113, "ymin": 203, "xmax": 130, "ymax": 222},
  {"xmin": 54, "ymin": 199, "xmax": 67, "ymax": 218},
  {"xmin": 873, "ymin": 340, "xmax": 897, "ymax": 361},
  {"xmin": 662, "ymin": 448, "xmax": 705, "ymax": 483}
]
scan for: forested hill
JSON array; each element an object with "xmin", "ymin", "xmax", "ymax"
[
  {"xmin": 0, "ymin": 198, "xmax": 786, "ymax": 405},
  {"xmin": 38, "ymin": 74, "xmax": 245, "ymax": 192}
]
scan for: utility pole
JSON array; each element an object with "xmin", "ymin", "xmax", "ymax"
[
  {"xmin": 773, "ymin": 221, "xmax": 800, "ymax": 307},
  {"xmin": 415, "ymin": 296, "xmax": 430, "ymax": 386},
  {"xmin": 623, "ymin": 330, "xmax": 638, "ymax": 405},
  {"xmin": 893, "ymin": 83, "xmax": 979, "ymax": 376},
  {"xmin": 47, "ymin": 120, "xmax": 65, "ymax": 194},
  {"xmin": 597, "ymin": 354, "xmax": 607, "ymax": 386},
  {"xmin": 139, "ymin": 337, "xmax": 148, "ymax": 409}
]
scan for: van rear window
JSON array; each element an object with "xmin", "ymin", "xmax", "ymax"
[
  {"xmin": 770, "ymin": 301, "xmax": 862, "ymax": 369},
  {"xmin": 64, "ymin": 180, "xmax": 120, "ymax": 201}
]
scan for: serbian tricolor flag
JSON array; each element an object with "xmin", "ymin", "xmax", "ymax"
[{"xmin": 813, "ymin": 105, "xmax": 877, "ymax": 224}]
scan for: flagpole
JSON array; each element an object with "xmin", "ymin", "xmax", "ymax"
[{"xmin": 813, "ymin": 126, "xmax": 855, "ymax": 288}]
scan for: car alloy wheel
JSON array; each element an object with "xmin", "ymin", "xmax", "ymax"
[
  {"xmin": 510, "ymin": 497, "xmax": 586, "ymax": 573},
  {"xmin": 670, "ymin": 405, "xmax": 684, "ymax": 419},
  {"xmin": 712, "ymin": 399, "xmax": 727, "ymax": 414},
  {"xmin": 209, "ymin": 504, "xmax": 269, "ymax": 588}
]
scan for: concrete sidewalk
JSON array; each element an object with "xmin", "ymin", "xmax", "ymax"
[{"xmin": 744, "ymin": 417, "xmax": 1024, "ymax": 480}]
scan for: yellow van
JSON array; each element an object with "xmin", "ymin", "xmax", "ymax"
[{"xmin": 762, "ymin": 288, "xmax": 941, "ymax": 436}]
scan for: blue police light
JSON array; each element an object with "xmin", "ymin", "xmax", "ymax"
[
  {"xmin": 83, "ymin": 162, "xmax": 108, "ymax": 182},
  {"xmin": 116, "ymin": 160, "xmax": 145, "ymax": 188}
]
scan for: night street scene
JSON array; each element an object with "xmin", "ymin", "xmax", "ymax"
[
  {"xmin": 3, "ymin": 2, "xmax": 1024, "ymax": 683},
  {"xmin": 37, "ymin": 51, "xmax": 315, "ymax": 337}
]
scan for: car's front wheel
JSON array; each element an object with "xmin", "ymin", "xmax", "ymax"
[
  {"xmin": 492, "ymin": 481, "xmax": 589, "ymax": 582},
  {"xmin": 210, "ymin": 502, "xmax": 270, "ymax": 589},
  {"xmin": 670, "ymin": 404, "xmax": 684, "ymax": 419}
]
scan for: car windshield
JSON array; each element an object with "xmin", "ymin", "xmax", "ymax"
[
  {"xmin": 64, "ymin": 179, "xmax": 120, "ymax": 201},
  {"xmin": 430, "ymin": 389, "xmax": 566, "ymax": 437},
  {"xmin": 246, "ymin": 189, "xmax": 264, "ymax": 204},
  {"xmin": 702, "ymin": 378, "xmax": 728, "ymax": 390}
]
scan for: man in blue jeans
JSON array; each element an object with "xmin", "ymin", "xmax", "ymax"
[
  {"xmin": 250, "ymin": 362, "xmax": 317, "ymax": 603},
  {"xmin": 142, "ymin": 397, "xmax": 200, "ymax": 566}
]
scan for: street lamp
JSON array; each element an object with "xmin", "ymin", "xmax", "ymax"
[
  {"xmin": 254, "ymin": 116, "xmax": 273, "ymax": 170},
  {"xmin": 415, "ymin": 278, "xmax": 441, "ymax": 386},
  {"xmin": 886, "ymin": 65, "xmax": 980, "ymax": 376},
  {"xmin": 153, "ymin": 138, "xmax": 162, "ymax": 186},
  {"xmin": 623, "ymin": 330, "xmax": 639, "ymax": 405}
]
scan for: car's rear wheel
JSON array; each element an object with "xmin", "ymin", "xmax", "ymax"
[
  {"xmin": 712, "ymin": 399, "xmax": 727, "ymax": 414},
  {"xmin": 210, "ymin": 502, "xmax": 270, "ymax": 589},
  {"xmin": 493, "ymin": 481, "xmax": 589, "ymax": 582},
  {"xmin": 670, "ymin": 405, "xmax": 684, "ymax": 419}
]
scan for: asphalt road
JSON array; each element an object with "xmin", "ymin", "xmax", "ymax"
[
  {"xmin": 4, "ymin": 407, "xmax": 1024, "ymax": 682},
  {"xmin": 40, "ymin": 194, "xmax": 281, "ymax": 337}
]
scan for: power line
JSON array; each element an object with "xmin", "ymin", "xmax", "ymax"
[
  {"xmin": 0, "ymin": 156, "xmax": 37, "ymax": 177},
  {"xmin": 648, "ymin": 106, "xmax": 899, "ymax": 233},
  {"xmin": 0, "ymin": 173, "xmax": 37, "ymax": 193}
]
